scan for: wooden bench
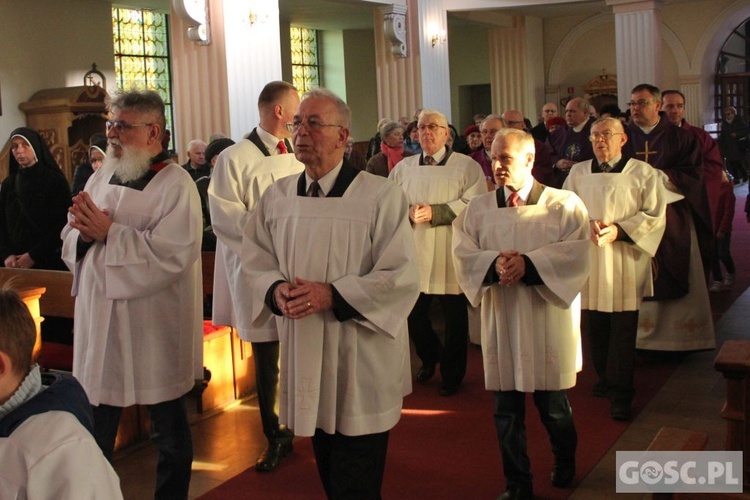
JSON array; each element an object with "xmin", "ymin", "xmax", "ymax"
[
  {"xmin": 0, "ymin": 254, "xmax": 256, "ymax": 449},
  {"xmin": 647, "ymin": 426, "xmax": 709, "ymax": 500}
]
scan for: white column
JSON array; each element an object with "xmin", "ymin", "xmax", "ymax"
[
  {"xmin": 222, "ymin": 0, "xmax": 283, "ymax": 140},
  {"xmin": 679, "ymin": 76, "xmax": 702, "ymax": 126},
  {"xmin": 607, "ymin": 0, "xmax": 663, "ymax": 99},
  {"xmin": 416, "ymin": 0, "xmax": 451, "ymax": 121},
  {"xmin": 489, "ymin": 18, "xmax": 527, "ymax": 115}
]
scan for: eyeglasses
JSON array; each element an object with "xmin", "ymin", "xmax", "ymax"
[
  {"xmin": 90, "ymin": 158, "xmax": 104, "ymax": 164},
  {"xmin": 590, "ymin": 132, "xmax": 623, "ymax": 141},
  {"xmin": 106, "ymin": 120, "xmax": 153, "ymax": 133},
  {"xmin": 417, "ymin": 124, "xmax": 446, "ymax": 132},
  {"xmin": 626, "ymin": 99, "xmax": 653, "ymax": 109},
  {"xmin": 287, "ymin": 119, "xmax": 343, "ymax": 133}
]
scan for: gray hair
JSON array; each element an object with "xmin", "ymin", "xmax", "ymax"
[
  {"xmin": 379, "ymin": 120, "xmax": 403, "ymax": 138},
  {"xmin": 481, "ymin": 114, "xmax": 504, "ymax": 128},
  {"xmin": 107, "ymin": 88, "xmax": 167, "ymax": 132},
  {"xmin": 301, "ymin": 88, "xmax": 351, "ymax": 129},
  {"xmin": 418, "ymin": 109, "xmax": 448, "ymax": 128}
]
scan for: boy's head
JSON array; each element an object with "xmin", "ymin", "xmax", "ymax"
[{"xmin": 0, "ymin": 285, "xmax": 37, "ymax": 405}]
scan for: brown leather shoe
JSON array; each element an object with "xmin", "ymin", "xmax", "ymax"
[{"xmin": 255, "ymin": 442, "xmax": 293, "ymax": 472}]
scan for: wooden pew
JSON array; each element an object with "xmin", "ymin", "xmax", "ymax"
[{"xmin": 647, "ymin": 427, "xmax": 709, "ymax": 500}]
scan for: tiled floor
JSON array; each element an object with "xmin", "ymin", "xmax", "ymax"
[{"xmin": 113, "ymin": 293, "xmax": 747, "ymax": 499}]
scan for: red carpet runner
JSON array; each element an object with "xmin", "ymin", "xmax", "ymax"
[
  {"xmin": 199, "ymin": 188, "xmax": 748, "ymax": 500},
  {"xmin": 198, "ymin": 346, "xmax": 677, "ymax": 500}
]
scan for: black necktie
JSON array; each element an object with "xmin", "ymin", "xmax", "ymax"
[
  {"xmin": 601, "ymin": 162, "xmax": 611, "ymax": 173},
  {"xmin": 424, "ymin": 156, "xmax": 436, "ymax": 165},
  {"xmin": 309, "ymin": 181, "xmax": 321, "ymax": 197}
]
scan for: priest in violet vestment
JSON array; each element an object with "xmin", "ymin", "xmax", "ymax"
[{"xmin": 623, "ymin": 84, "xmax": 715, "ymax": 352}]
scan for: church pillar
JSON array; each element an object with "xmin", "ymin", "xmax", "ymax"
[
  {"xmin": 170, "ymin": 0, "xmax": 284, "ymax": 153},
  {"xmin": 607, "ymin": 0, "xmax": 664, "ymax": 99},
  {"xmin": 488, "ymin": 16, "xmax": 541, "ymax": 117},
  {"xmin": 416, "ymin": 0, "xmax": 452, "ymax": 121},
  {"xmin": 170, "ymin": 0, "xmax": 231, "ymax": 158},
  {"xmin": 374, "ymin": 3, "xmax": 421, "ymax": 123},
  {"xmin": 679, "ymin": 76, "xmax": 702, "ymax": 126},
  {"xmin": 221, "ymin": 0, "xmax": 283, "ymax": 139}
]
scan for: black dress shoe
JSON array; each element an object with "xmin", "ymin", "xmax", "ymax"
[
  {"xmin": 439, "ymin": 383, "xmax": 459, "ymax": 396},
  {"xmin": 611, "ymin": 398, "xmax": 632, "ymax": 421},
  {"xmin": 591, "ymin": 381, "xmax": 609, "ymax": 398},
  {"xmin": 551, "ymin": 460, "xmax": 575, "ymax": 487},
  {"xmin": 496, "ymin": 486, "xmax": 533, "ymax": 500},
  {"xmin": 255, "ymin": 441, "xmax": 293, "ymax": 472},
  {"xmin": 416, "ymin": 363, "xmax": 436, "ymax": 383}
]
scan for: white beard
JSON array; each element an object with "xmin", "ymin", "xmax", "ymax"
[{"xmin": 105, "ymin": 143, "xmax": 153, "ymax": 183}]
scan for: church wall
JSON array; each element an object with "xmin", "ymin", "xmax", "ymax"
[
  {"xmin": 661, "ymin": 0, "xmax": 734, "ymax": 61},
  {"xmin": 342, "ymin": 29, "xmax": 379, "ymax": 143},
  {"xmin": 0, "ymin": 0, "xmax": 114, "ymax": 142},
  {"xmin": 448, "ymin": 22, "xmax": 491, "ymax": 129}
]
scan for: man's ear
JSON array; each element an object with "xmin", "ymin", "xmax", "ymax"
[{"xmin": 0, "ymin": 351, "xmax": 12, "ymax": 378}]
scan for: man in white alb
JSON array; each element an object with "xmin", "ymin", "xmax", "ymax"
[
  {"xmin": 208, "ymin": 80, "xmax": 303, "ymax": 472},
  {"xmin": 453, "ymin": 128, "xmax": 590, "ymax": 500},
  {"xmin": 564, "ymin": 117, "xmax": 668, "ymax": 421},
  {"xmin": 242, "ymin": 88, "xmax": 419, "ymax": 498},
  {"xmin": 389, "ymin": 109, "xmax": 486, "ymax": 396}
]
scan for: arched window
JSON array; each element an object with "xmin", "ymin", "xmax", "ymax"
[{"xmin": 715, "ymin": 18, "xmax": 749, "ymax": 122}]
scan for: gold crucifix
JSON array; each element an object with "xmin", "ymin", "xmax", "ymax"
[{"xmin": 636, "ymin": 140, "xmax": 658, "ymax": 163}]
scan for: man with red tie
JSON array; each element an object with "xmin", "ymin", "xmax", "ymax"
[{"xmin": 208, "ymin": 80, "xmax": 304, "ymax": 472}]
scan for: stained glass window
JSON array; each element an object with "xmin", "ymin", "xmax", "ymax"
[
  {"xmin": 112, "ymin": 7, "xmax": 174, "ymax": 151},
  {"xmin": 290, "ymin": 27, "xmax": 320, "ymax": 94}
]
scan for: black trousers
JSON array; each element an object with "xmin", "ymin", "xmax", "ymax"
[
  {"xmin": 311, "ymin": 428, "xmax": 390, "ymax": 500},
  {"xmin": 407, "ymin": 292, "xmax": 468, "ymax": 387},
  {"xmin": 493, "ymin": 390, "xmax": 577, "ymax": 491},
  {"xmin": 581, "ymin": 309, "xmax": 639, "ymax": 401},
  {"xmin": 252, "ymin": 340, "xmax": 292, "ymax": 444},
  {"xmin": 92, "ymin": 395, "xmax": 193, "ymax": 500}
]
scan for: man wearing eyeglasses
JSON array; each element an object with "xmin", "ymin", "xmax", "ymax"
[
  {"xmin": 241, "ymin": 88, "xmax": 419, "ymax": 498},
  {"xmin": 208, "ymin": 80, "xmax": 303, "ymax": 472},
  {"xmin": 61, "ymin": 89, "xmax": 203, "ymax": 499},
  {"xmin": 389, "ymin": 109, "xmax": 486, "ymax": 397},
  {"xmin": 530, "ymin": 102, "xmax": 559, "ymax": 143},
  {"xmin": 546, "ymin": 97, "xmax": 595, "ymax": 188},
  {"xmin": 564, "ymin": 117, "xmax": 668, "ymax": 421},
  {"xmin": 472, "ymin": 114, "xmax": 505, "ymax": 189},
  {"xmin": 502, "ymin": 109, "xmax": 555, "ymax": 186},
  {"xmin": 623, "ymin": 83, "xmax": 715, "ymax": 354}
]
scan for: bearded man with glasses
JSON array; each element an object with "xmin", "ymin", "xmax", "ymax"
[
  {"xmin": 62, "ymin": 88, "xmax": 202, "ymax": 499},
  {"xmin": 622, "ymin": 83, "xmax": 715, "ymax": 354}
]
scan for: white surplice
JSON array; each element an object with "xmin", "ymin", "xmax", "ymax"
[
  {"xmin": 452, "ymin": 185, "xmax": 590, "ymax": 392},
  {"xmin": 61, "ymin": 163, "xmax": 203, "ymax": 406},
  {"xmin": 241, "ymin": 171, "xmax": 420, "ymax": 437},
  {"xmin": 563, "ymin": 158, "xmax": 667, "ymax": 312},
  {"xmin": 389, "ymin": 152, "xmax": 486, "ymax": 294},
  {"xmin": 208, "ymin": 136, "xmax": 304, "ymax": 341}
]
